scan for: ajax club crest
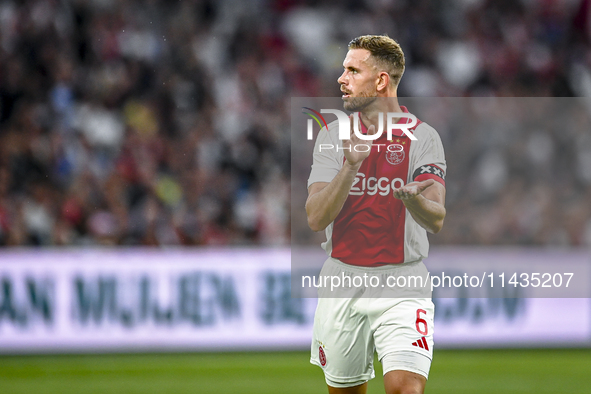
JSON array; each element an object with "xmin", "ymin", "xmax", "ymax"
[{"xmin": 386, "ymin": 145, "xmax": 405, "ymax": 165}]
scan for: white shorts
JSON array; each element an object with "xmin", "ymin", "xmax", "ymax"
[{"xmin": 310, "ymin": 257, "xmax": 434, "ymax": 387}]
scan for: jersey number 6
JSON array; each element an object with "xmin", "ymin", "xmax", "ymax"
[{"xmin": 415, "ymin": 309, "xmax": 428, "ymax": 335}]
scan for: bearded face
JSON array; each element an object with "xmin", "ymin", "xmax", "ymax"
[
  {"xmin": 342, "ymin": 89, "xmax": 378, "ymax": 112},
  {"xmin": 338, "ymin": 49, "xmax": 381, "ymax": 112}
]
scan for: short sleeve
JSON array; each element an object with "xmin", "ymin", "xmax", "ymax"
[{"xmin": 307, "ymin": 123, "xmax": 342, "ymax": 188}]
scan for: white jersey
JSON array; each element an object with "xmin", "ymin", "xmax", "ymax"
[{"xmin": 307, "ymin": 106, "xmax": 446, "ymax": 267}]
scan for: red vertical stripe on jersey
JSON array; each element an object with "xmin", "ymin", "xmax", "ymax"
[
  {"xmin": 331, "ymin": 140, "xmax": 412, "ymax": 266},
  {"xmin": 330, "ymin": 108, "xmax": 421, "ymax": 267}
]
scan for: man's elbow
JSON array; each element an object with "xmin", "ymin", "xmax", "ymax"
[
  {"xmin": 305, "ymin": 200, "xmax": 328, "ymax": 232},
  {"xmin": 429, "ymin": 221, "xmax": 443, "ymax": 234},
  {"xmin": 428, "ymin": 215, "xmax": 445, "ymax": 234},
  {"xmin": 307, "ymin": 216, "xmax": 327, "ymax": 232}
]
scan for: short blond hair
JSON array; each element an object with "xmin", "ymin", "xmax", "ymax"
[{"xmin": 348, "ymin": 35, "xmax": 405, "ymax": 86}]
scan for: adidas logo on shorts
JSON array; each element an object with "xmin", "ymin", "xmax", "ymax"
[{"xmin": 411, "ymin": 337, "xmax": 429, "ymax": 351}]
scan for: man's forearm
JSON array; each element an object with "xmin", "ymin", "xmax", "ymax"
[
  {"xmin": 402, "ymin": 194, "xmax": 446, "ymax": 234},
  {"xmin": 306, "ymin": 162, "xmax": 361, "ymax": 232}
]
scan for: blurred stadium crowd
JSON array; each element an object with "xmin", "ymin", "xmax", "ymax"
[{"xmin": 0, "ymin": 0, "xmax": 590, "ymax": 247}]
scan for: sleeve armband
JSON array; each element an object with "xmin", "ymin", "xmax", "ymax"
[{"xmin": 413, "ymin": 164, "xmax": 445, "ymax": 186}]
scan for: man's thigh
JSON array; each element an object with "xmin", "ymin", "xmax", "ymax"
[
  {"xmin": 311, "ymin": 297, "xmax": 376, "ymax": 387},
  {"xmin": 371, "ymin": 298, "xmax": 434, "ymax": 378},
  {"xmin": 383, "ymin": 370, "xmax": 426, "ymax": 394},
  {"xmin": 328, "ymin": 381, "xmax": 368, "ymax": 394}
]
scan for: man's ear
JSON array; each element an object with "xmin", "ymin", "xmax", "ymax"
[{"xmin": 376, "ymin": 71, "xmax": 390, "ymax": 92}]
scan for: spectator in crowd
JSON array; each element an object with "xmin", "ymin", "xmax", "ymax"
[{"xmin": 0, "ymin": 0, "xmax": 590, "ymax": 247}]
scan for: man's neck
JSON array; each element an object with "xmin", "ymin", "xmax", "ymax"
[{"xmin": 360, "ymin": 96, "xmax": 402, "ymax": 128}]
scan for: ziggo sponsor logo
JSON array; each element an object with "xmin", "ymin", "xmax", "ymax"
[{"xmin": 350, "ymin": 173, "xmax": 405, "ymax": 196}]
